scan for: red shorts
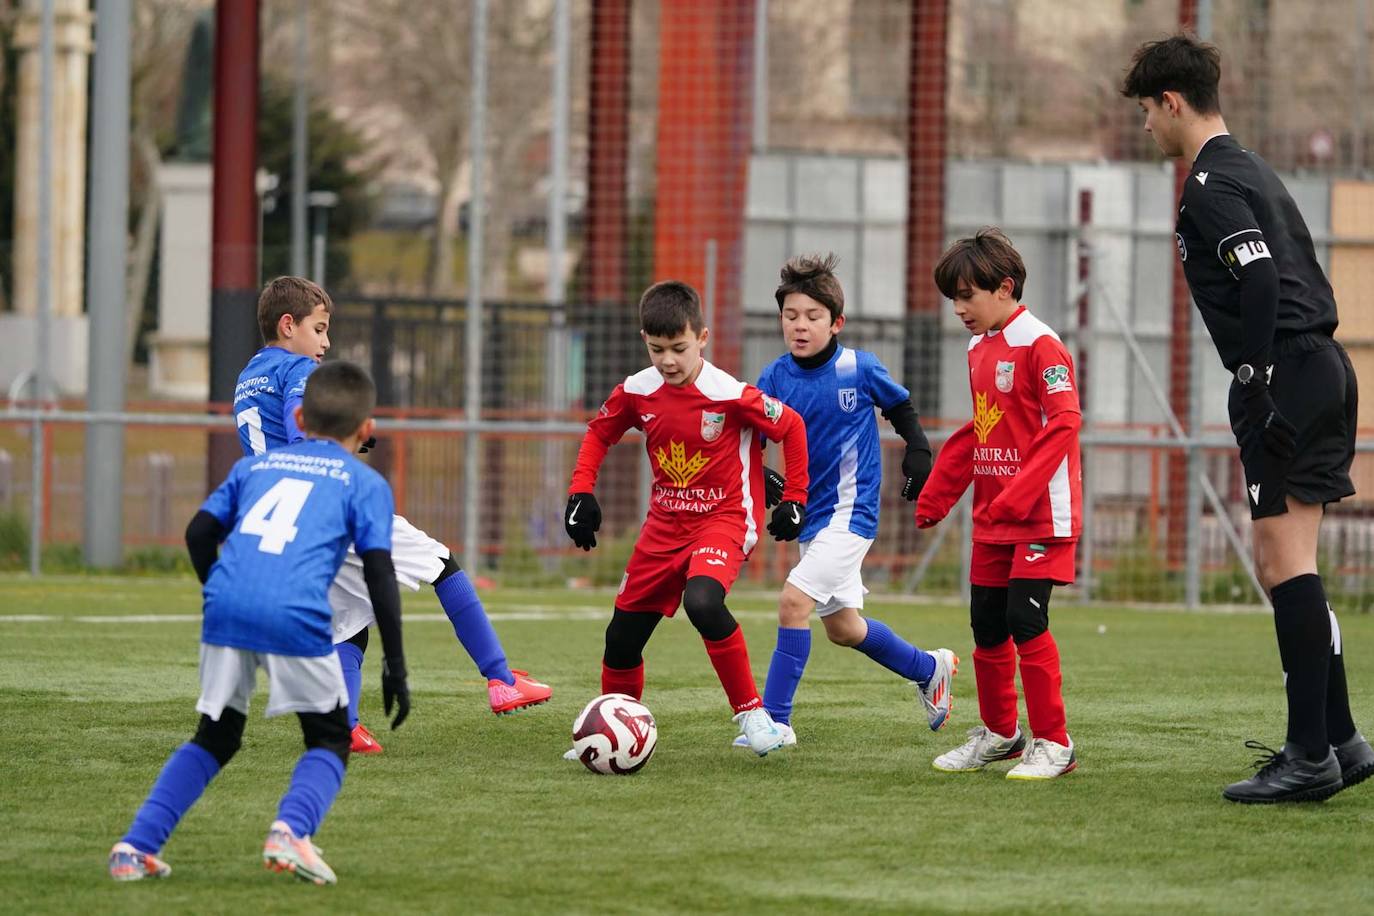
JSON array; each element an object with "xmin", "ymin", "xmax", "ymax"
[
  {"xmin": 970, "ymin": 540, "xmax": 1077, "ymax": 587},
  {"xmin": 616, "ymin": 522, "xmax": 748, "ymax": 617}
]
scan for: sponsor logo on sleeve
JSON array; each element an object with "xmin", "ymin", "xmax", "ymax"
[
  {"xmin": 1042, "ymin": 364, "xmax": 1073, "ymax": 394},
  {"xmin": 838, "ymin": 388, "xmax": 857, "ymax": 412},
  {"xmin": 1195, "ymin": 171, "xmax": 1209, "ymax": 186},
  {"xmin": 995, "ymin": 361, "xmax": 1015, "ymax": 393},
  {"xmin": 761, "ymin": 394, "xmax": 784, "ymax": 423},
  {"xmin": 700, "ymin": 410, "xmax": 726, "ymax": 442}
]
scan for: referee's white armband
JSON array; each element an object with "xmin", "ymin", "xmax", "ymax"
[{"xmin": 1227, "ymin": 238, "xmax": 1271, "ymax": 267}]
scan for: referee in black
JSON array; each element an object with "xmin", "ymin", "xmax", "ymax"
[{"xmin": 1123, "ymin": 35, "xmax": 1371, "ymax": 803}]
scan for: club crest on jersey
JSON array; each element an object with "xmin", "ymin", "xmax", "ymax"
[
  {"xmin": 995, "ymin": 361, "xmax": 1015, "ymax": 393},
  {"xmin": 700, "ymin": 410, "xmax": 726, "ymax": 441},
  {"xmin": 761, "ymin": 394, "xmax": 784, "ymax": 423},
  {"xmin": 838, "ymin": 387, "xmax": 858, "ymax": 412},
  {"xmin": 1042, "ymin": 364, "xmax": 1072, "ymax": 394}
]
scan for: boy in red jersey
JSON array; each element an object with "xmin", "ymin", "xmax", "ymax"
[
  {"xmin": 563, "ymin": 280, "xmax": 810, "ymax": 756},
  {"xmin": 916, "ymin": 229, "xmax": 1082, "ymax": 779}
]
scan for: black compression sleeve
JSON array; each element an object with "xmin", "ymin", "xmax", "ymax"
[
  {"xmin": 1237, "ymin": 256, "xmax": 1280, "ymax": 371},
  {"xmin": 880, "ymin": 399, "xmax": 931, "ymax": 451},
  {"xmin": 184, "ymin": 510, "xmax": 226, "ymax": 584},
  {"xmin": 361, "ymin": 549, "xmax": 405, "ymax": 659}
]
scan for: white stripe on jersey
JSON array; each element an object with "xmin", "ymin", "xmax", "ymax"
[
  {"xmin": 1049, "ymin": 456, "xmax": 1072, "ymax": 537},
  {"xmin": 736, "ymin": 428, "xmax": 758, "ymax": 552},
  {"xmin": 836, "ymin": 346, "xmax": 858, "ymax": 380},
  {"xmin": 827, "ymin": 435, "xmax": 860, "ymax": 533},
  {"xmin": 695, "ymin": 362, "xmax": 747, "ymax": 401}
]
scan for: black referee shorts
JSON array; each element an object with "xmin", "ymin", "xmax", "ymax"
[{"xmin": 1227, "ymin": 333, "xmax": 1358, "ymax": 520}]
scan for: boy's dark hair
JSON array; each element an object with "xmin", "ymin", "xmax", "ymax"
[
  {"xmin": 1121, "ymin": 34, "xmax": 1222, "ymax": 115},
  {"xmin": 639, "ymin": 280, "xmax": 704, "ymax": 337},
  {"xmin": 257, "ymin": 276, "xmax": 333, "ymax": 344},
  {"xmin": 933, "ymin": 228, "xmax": 1027, "ymax": 301},
  {"xmin": 301, "ymin": 360, "xmax": 375, "ymax": 441},
  {"xmin": 775, "ymin": 252, "xmax": 844, "ymax": 321}
]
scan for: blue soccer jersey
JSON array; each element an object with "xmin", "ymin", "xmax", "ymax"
[
  {"xmin": 233, "ymin": 347, "xmax": 318, "ymax": 455},
  {"xmin": 199, "ymin": 439, "xmax": 394, "ymax": 657},
  {"xmin": 758, "ymin": 345, "xmax": 908, "ymax": 541}
]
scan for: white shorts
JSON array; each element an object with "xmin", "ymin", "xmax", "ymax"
[
  {"xmin": 786, "ymin": 527, "xmax": 873, "ymax": 617},
  {"xmin": 330, "ymin": 514, "xmax": 450, "ymax": 643},
  {"xmin": 196, "ymin": 643, "xmax": 349, "ymax": 720}
]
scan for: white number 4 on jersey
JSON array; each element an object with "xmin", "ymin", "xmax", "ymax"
[{"xmin": 240, "ymin": 478, "xmax": 315, "ymax": 554}]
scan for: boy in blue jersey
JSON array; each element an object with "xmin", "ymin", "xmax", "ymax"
[
  {"xmin": 110, "ymin": 361, "xmax": 409, "ymax": 885},
  {"xmin": 237, "ymin": 278, "xmax": 550, "ymax": 754},
  {"xmin": 741, "ymin": 254, "xmax": 957, "ymax": 749}
]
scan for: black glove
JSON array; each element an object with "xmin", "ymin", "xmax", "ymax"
[
  {"xmin": 900, "ymin": 446, "xmax": 933, "ymax": 502},
  {"xmin": 1239, "ymin": 383, "xmax": 1296, "ymax": 459},
  {"xmin": 565, "ymin": 492, "xmax": 602, "ymax": 550},
  {"xmin": 768, "ymin": 501, "xmax": 806, "ymax": 541},
  {"xmin": 763, "ymin": 467, "xmax": 785, "ymax": 508},
  {"xmin": 381, "ymin": 656, "xmax": 410, "ymax": 730},
  {"xmin": 358, "ymin": 435, "xmax": 377, "ymax": 454}
]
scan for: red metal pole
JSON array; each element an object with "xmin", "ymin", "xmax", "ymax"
[
  {"xmin": 207, "ymin": 0, "xmax": 260, "ymax": 489},
  {"xmin": 1077, "ymin": 188, "xmax": 1092, "ymax": 414},
  {"xmin": 905, "ymin": 0, "xmax": 948, "ymax": 417},
  {"xmin": 587, "ymin": 0, "xmax": 630, "ymax": 306},
  {"xmin": 1166, "ymin": 0, "xmax": 1198, "ymax": 568}
]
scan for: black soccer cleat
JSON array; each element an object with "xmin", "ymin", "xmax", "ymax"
[
  {"xmin": 1332, "ymin": 732, "xmax": 1374, "ymax": 792},
  {"xmin": 1221, "ymin": 741, "xmax": 1343, "ymax": 804}
]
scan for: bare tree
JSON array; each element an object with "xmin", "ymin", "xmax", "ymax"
[{"xmin": 333, "ymin": 0, "xmax": 553, "ymax": 296}]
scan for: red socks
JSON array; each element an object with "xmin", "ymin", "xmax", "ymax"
[
  {"xmin": 1016, "ymin": 632, "xmax": 1069, "ymax": 746},
  {"xmin": 601, "ymin": 661, "xmax": 644, "ymax": 701},
  {"xmin": 972, "ymin": 638, "xmax": 1020, "ymax": 738},
  {"xmin": 703, "ymin": 626, "xmax": 762, "ymax": 713}
]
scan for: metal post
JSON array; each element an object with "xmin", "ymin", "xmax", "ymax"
[
  {"xmin": 1355, "ymin": 0, "xmax": 1368, "ymax": 173},
  {"xmin": 543, "ymin": 0, "xmax": 571, "ymax": 547},
  {"xmin": 290, "ymin": 0, "xmax": 308, "ymax": 276},
  {"xmin": 31, "ymin": 0, "xmax": 56, "ymax": 576},
  {"xmin": 463, "ymin": 0, "xmax": 488, "ymax": 574},
  {"xmin": 1076, "ymin": 189, "xmax": 1094, "ymax": 601},
  {"xmin": 752, "ymin": 0, "xmax": 768, "ymax": 150},
  {"xmin": 83, "ymin": 0, "xmax": 132, "ymax": 569}
]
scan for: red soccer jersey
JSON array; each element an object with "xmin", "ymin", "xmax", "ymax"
[
  {"xmin": 569, "ymin": 361, "xmax": 809, "ymax": 553},
  {"xmin": 917, "ymin": 305, "xmax": 1083, "ymax": 544}
]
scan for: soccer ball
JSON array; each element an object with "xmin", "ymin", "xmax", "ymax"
[{"xmin": 571, "ymin": 693, "xmax": 657, "ymax": 775}]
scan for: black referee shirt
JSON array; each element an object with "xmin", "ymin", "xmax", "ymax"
[{"xmin": 1175, "ymin": 134, "xmax": 1338, "ymax": 373}]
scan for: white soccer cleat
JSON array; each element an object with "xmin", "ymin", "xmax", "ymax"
[
  {"xmin": 1006, "ymin": 736, "xmax": 1077, "ymax": 780},
  {"xmin": 932, "ymin": 725, "xmax": 1026, "ymax": 772},
  {"xmin": 918, "ymin": 648, "xmax": 959, "ymax": 731},
  {"xmin": 732, "ymin": 720, "xmax": 796, "ymax": 750},
  {"xmin": 562, "ymin": 746, "xmax": 579, "ymax": 761},
  {"xmin": 734, "ymin": 707, "xmax": 788, "ymax": 756},
  {"xmin": 262, "ymin": 820, "xmax": 336, "ymax": 886}
]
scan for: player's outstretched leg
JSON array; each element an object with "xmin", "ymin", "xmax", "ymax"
[
  {"xmin": 335, "ymin": 628, "xmax": 383, "ymax": 755},
  {"xmin": 826, "ymin": 609, "xmax": 956, "ymax": 731},
  {"xmin": 1324, "ymin": 606, "xmax": 1374, "ymax": 793},
  {"xmin": 110, "ymin": 710, "xmax": 244, "ymax": 880},
  {"xmin": 684, "ymin": 577, "xmax": 786, "ymax": 756},
  {"xmin": 431, "ymin": 556, "xmax": 552, "ymax": 715},
  {"xmin": 265, "ymin": 708, "xmax": 348, "ymax": 885}
]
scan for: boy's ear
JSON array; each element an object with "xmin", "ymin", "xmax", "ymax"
[
  {"xmin": 278, "ymin": 312, "xmax": 297, "ymax": 341},
  {"xmin": 293, "ymin": 404, "xmax": 307, "ymax": 434},
  {"xmin": 698, "ymin": 326, "xmax": 710, "ymax": 347},
  {"xmin": 832, "ymin": 314, "xmax": 846, "ymax": 333},
  {"xmin": 998, "ymin": 277, "xmax": 1015, "ymax": 299},
  {"xmin": 357, "ymin": 417, "xmax": 376, "ymax": 442}
]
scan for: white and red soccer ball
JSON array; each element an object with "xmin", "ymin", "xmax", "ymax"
[{"xmin": 571, "ymin": 693, "xmax": 657, "ymax": 775}]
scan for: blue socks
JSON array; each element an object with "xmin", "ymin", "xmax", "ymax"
[
  {"xmin": 276, "ymin": 749, "xmax": 346, "ymax": 838},
  {"xmin": 762, "ymin": 627, "xmax": 811, "ymax": 725},
  {"xmin": 436, "ymin": 569, "xmax": 513, "ymax": 685},
  {"xmin": 336, "ymin": 642, "xmax": 364, "ymax": 729},
  {"xmin": 123, "ymin": 742, "xmax": 221, "ymax": 854},
  {"xmin": 857, "ymin": 618, "xmax": 936, "ymax": 686}
]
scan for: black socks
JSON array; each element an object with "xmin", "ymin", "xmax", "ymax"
[{"xmin": 1270, "ymin": 574, "xmax": 1332, "ymax": 759}]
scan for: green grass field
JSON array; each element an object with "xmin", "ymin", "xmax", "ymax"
[{"xmin": 2, "ymin": 577, "xmax": 1372, "ymax": 914}]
